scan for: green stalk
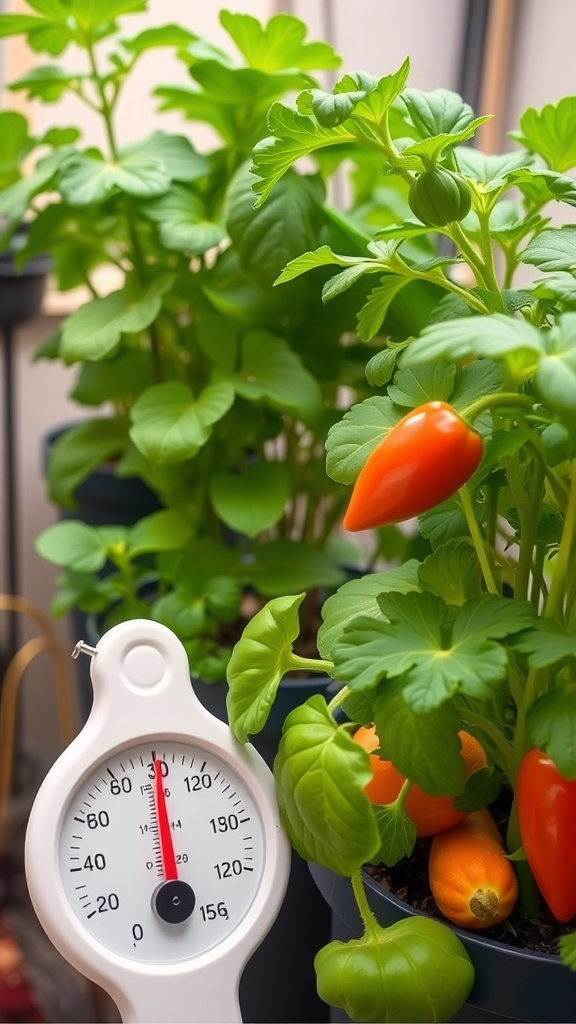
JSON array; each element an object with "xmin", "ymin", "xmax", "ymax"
[
  {"xmin": 447, "ymin": 221, "xmax": 491, "ymax": 289},
  {"xmin": 544, "ymin": 460, "xmax": 576, "ymax": 622},
  {"xmin": 288, "ymin": 654, "xmax": 335, "ymax": 677},
  {"xmin": 459, "ymin": 485, "xmax": 498, "ymax": 594},
  {"xmin": 475, "ymin": 209, "xmax": 505, "ymax": 302},
  {"xmin": 515, "ymin": 456, "xmax": 545, "ymax": 603},
  {"xmin": 351, "ymin": 869, "xmax": 381, "ymax": 939}
]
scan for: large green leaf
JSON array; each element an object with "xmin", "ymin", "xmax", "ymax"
[
  {"xmin": 46, "ymin": 418, "xmax": 125, "ymax": 508},
  {"xmin": 248, "ymin": 541, "xmax": 345, "ymax": 595},
  {"xmin": 317, "ymin": 561, "xmax": 421, "ymax": 660},
  {"xmin": 126, "ymin": 510, "xmax": 193, "ymax": 557},
  {"xmin": 60, "ymin": 277, "xmax": 173, "ymax": 362},
  {"xmin": 144, "ymin": 185, "xmax": 225, "ymax": 253},
  {"xmin": 226, "ymin": 164, "xmax": 325, "ymax": 288},
  {"xmin": 0, "ymin": 111, "xmax": 33, "ymax": 187},
  {"xmin": 251, "ymin": 103, "xmax": 357, "ymax": 206},
  {"xmin": 234, "ymin": 330, "xmax": 323, "ymax": 423},
  {"xmin": 35, "ymin": 520, "xmax": 110, "ymax": 573},
  {"xmin": 58, "ymin": 149, "xmax": 171, "ymax": 205},
  {"xmin": 209, "ymin": 461, "xmax": 290, "ymax": 538},
  {"xmin": 219, "ymin": 10, "xmax": 340, "ymax": 72},
  {"xmin": 122, "ymin": 24, "xmax": 197, "ymax": 54},
  {"xmin": 402, "ymin": 88, "xmax": 479, "ymax": 138},
  {"xmin": 120, "ymin": 131, "xmax": 209, "ymax": 182},
  {"xmin": 325, "ymin": 395, "xmax": 401, "ymax": 484},
  {"xmin": 373, "ymin": 678, "xmax": 465, "ymax": 795},
  {"xmin": 402, "ymin": 313, "xmax": 544, "ymax": 375},
  {"xmin": 273, "ymin": 695, "xmax": 380, "ymax": 874},
  {"xmin": 332, "ymin": 592, "xmax": 535, "ymax": 712},
  {"xmin": 129, "ymin": 380, "xmax": 235, "ymax": 464},
  {"xmin": 226, "ymin": 593, "xmax": 306, "ymax": 743},
  {"xmin": 521, "ymin": 225, "xmax": 576, "ymax": 272},
  {"xmin": 510, "ymin": 97, "xmax": 576, "ymax": 173}
]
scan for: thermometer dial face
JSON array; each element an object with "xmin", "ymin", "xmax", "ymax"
[{"xmin": 58, "ymin": 740, "xmax": 266, "ymax": 965}]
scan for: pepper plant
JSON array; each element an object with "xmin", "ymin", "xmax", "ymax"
[
  {"xmin": 226, "ymin": 59, "xmax": 576, "ymax": 1021},
  {"xmin": 0, "ymin": 3, "xmax": 437, "ymax": 682}
]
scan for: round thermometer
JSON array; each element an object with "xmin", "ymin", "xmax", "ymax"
[{"xmin": 25, "ymin": 620, "xmax": 291, "ymax": 1024}]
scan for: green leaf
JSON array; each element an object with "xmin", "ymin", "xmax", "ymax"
[
  {"xmin": 273, "ymin": 695, "xmax": 380, "ymax": 873},
  {"xmin": 251, "ymin": 103, "xmax": 356, "ymax": 206},
  {"xmin": 387, "ymin": 360, "xmax": 456, "ymax": 408},
  {"xmin": 35, "ymin": 520, "xmax": 108, "ymax": 573},
  {"xmin": 453, "ymin": 765, "xmax": 503, "ymax": 812},
  {"xmin": 372, "ymin": 677, "xmax": 465, "ymax": 795},
  {"xmin": 121, "ymin": 24, "xmax": 197, "ymax": 54},
  {"xmin": 121, "ymin": 131, "xmax": 209, "ymax": 182},
  {"xmin": 129, "ymin": 379, "xmax": 235, "ymax": 464},
  {"xmin": 58, "ymin": 149, "xmax": 170, "ymax": 205},
  {"xmin": 298, "ymin": 87, "xmax": 366, "ymax": 128},
  {"xmin": 46, "ymin": 418, "xmax": 124, "ymax": 508},
  {"xmin": 510, "ymin": 97, "xmax": 576, "ymax": 173},
  {"xmin": 0, "ymin": 111, "xmax": 33, "ymax": 186},
  {"xmin": 317, "ymin": 561, "xmax": 422, "ymax": 661},
  {"xmin": 126, "ymin": 510, "xmax": 193, "ymax": 557},
  {"xmin": 356, "ymin": 277, "xmax": 412, "ymax": 341},
  {"xmin": 515, "ymin": 620, "xmax": 576, "ymax": 669},
  {"xmin": 248, "ymin": 541, "xmax": 345, "ymax": 595},
  {"xmin": 226, "ymin": 165, "xmax": 325, "ymax": 288},
  {"xmin": 419, "ymin": 498, "xmax": 467, "ymax": 548},
  {"xmin": 534, "ymin": 313, "xmax": 576, "ymax": 423},
  {"xmin": 60, "ymin": 277, "xmax": 173, "ymax": 363},
  {"xmin": 226, "ymin": 594, "xmax": 307, "ymax": 743},
  {"xmin": 521, "ymin": 225, "xmax": 576, "ymax": 272},
  {"xmin": 365, "ymin": 348, "xmax": 398, "ymax": 387},
  {"xmin": 418, "ymin": 540, "xmax": 482, "ymax": 606},
  {"xmin": 219, "ymin": 10, "xmax": 340, "ymax": 72},
  {"xmin": 234, "ymin": 330, "xmax": 323, "ymax": 424},
  {"xmin": 209, "ymin": 461, "xmax": 290, "ymax": 538},
  {"xmin": 333, "ymin": 592, "xmax": 535, "ymax": 712},
  {"xmin": 325, "ymin": 396, "xmax": 400, "ymax": 484},
  {"xmin": 373, "ymin": 802, "xmax": 416, "ymax": 866},
  {"xmin": 506, "ymin": 167, "xmax": 576, "ymax": 209},
  {"xmin": 403, "ymin": 313, "xmax": 544, "ymax": 374},
  {"xmin": 402, "ymin": 87, "xmax": 478, "ymax": 138},
  {"xmin": 144, "ymin": 185, "xmax": 225, "ymax": 254},
  {"xmin": 525, "ymin": 685, "xmax": 576, "ymax": 779},
  {"xmin": 8, "ymin": 64, "xmax": 81, "ymax": 102},
  {"xmin": 455, "ymin": 147, "xmax": 534, "ymax": 192}
]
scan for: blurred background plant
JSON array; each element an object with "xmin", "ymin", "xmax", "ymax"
[{"xmin": 0, "ymin": 1, "xmax": 438, "ymax": 683}]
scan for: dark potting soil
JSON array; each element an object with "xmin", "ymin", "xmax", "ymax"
[{"xmin": 365, "ymin": 834, "xmax": 575, "ymax": 957}]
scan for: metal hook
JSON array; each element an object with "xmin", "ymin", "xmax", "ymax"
[{"xmin": 71, "ymin": 640, "xmax": 98, "ymax": 660}]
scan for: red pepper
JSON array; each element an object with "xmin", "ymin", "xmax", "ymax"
[
  {"xmin": 342, "ymin": 401, "xmax": 483, "ymax": 532},
  {"xmin": 516, "ymin": 747, "xmax": 576, "ymax": 922}
]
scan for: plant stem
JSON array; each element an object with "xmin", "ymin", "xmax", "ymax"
[
  {"xmin": 351, "ymin": 869, "xmax": 380, "ymax": 939},
  {"xmin": 459, "ymin": 486, "xmax": 498, "ymax": 594},
  {"xmin": 448, "ymin": 222, "xmax": 490, "ymax": 289},
  {"xmin": 289, "ymin": 654, "xmax": 335, "ymax": 676},
  {"xmin": 544, "ymin": 460, "xmax": 576, "ymax": 622},
  {"xmin": 461, "ymin": 391, "xmax": 534, "ymax": 423},
  {"xmin": 515, "ymin": 456, "xmax": 545, "ymax": 603}
]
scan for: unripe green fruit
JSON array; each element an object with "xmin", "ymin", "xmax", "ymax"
[
  {"xmin": 315, "ymin": 916, "xmax": 475, "ymax": 1023},
  {"xmin": 408, "ymin": 168, "xmax": 472, "ymax": 227}
]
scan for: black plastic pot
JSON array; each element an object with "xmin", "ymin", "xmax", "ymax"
[
  {"xmin": 309, "ymin": 862, "xmax": 576, "ymax": 1024},
  {"xmin": 0, "ymin": 225, "xmax": 51, "ymax": 328}
]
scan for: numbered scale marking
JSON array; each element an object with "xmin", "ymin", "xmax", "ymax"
[{"xmin": 60, "ymin": 741, "xmax": 265, "ymax": 964}]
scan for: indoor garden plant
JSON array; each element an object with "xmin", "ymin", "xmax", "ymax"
[
  {"xmin": 225, "ymin": 58, "xmax": 576, "ymax": 1022},
  {"xmin": 0, "ymin": 0, "xmax": 425, "ymax": 685}
]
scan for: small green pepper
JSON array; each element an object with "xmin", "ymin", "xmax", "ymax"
[
  {"xmin": 315, "ymin": 915, "xmax": 475, "ymax": 1023},
  {"xmin": 408, "ymin": 167, "xmax": 472, "ymax": 227}
]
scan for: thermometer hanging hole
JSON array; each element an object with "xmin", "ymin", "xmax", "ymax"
[{"xmin": 153, "ymin": 880, "xmax": 196, "ymax": 925}]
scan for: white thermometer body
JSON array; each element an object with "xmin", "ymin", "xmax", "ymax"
[{"xmin": 25, "ymin": 620, "xmax": 291, "ymax": 1023}]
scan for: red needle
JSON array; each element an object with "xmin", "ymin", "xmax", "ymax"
[{"xmin": 154, "ymin": 758, "xmax": 178, "ymax": 881}]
